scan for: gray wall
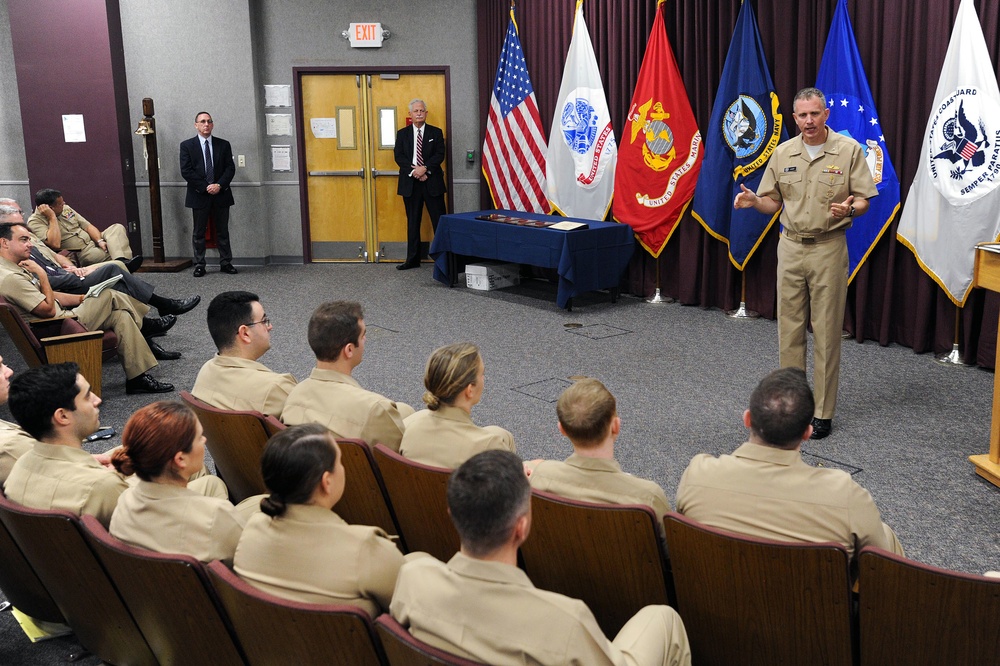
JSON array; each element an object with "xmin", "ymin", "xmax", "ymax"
[{"xmin": 0, "ymin": 0, "xmax": 480, "ymax": 263}]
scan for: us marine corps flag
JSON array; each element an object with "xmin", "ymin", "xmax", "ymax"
[
  {"xmin": 690, "ymin": 0, "xmax": 786, "ymax": 269},
  {"xmin": 817, "ymin": 0, "xmax": 900, "ymax": 283},
  {"xmin": 897, "ymin": 0, "xmax": 1000, "ymax": 306},
  {"xmin": 613, "ymin": 0, "xmax": 702, "ymax": 257},
  {"xmin": 546, "ymin": 0, "xmax": 618, "ymax": 220}
]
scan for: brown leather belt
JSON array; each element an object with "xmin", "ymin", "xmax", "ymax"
[{"xmin": 782, "ymin": 228, "xmax": 846, "ymax": 245}]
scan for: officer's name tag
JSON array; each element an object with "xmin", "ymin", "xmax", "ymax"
[{"xmin": 783, "ymin": 166, "xmax": 797, "ymax": 172}]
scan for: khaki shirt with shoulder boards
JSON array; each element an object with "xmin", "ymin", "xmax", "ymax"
[
  {"xmin": 26, "ymin": 204, "xmax": 94, "ymax": 252},
  {"xmin": 400, "ymin": 405, "xmax": 515, "ymax": 468},
  {"xmin": 233, "ymin": 504, "xmax": 404, "ymax": 616},
  {"xmin": 192, "ymin": 355, "xmax": 297, "ymax": 419},
  {"xmin": 281, "ymin": 368, "xmax": 413, "ymax": 450},
  {"xmin": 3, "ymin": 441, "xmax": 129, "ymax": 528},
  {"xmin": 0, "ymin": 419, "xmax": 36, "ymax": 485},
  {"xmin": 756, "ymin": 130, "xmax": 878, "ymax": 236},
  {"xmin": 675, "ymin": 441, "xmax": 900, "ymax": 560}
]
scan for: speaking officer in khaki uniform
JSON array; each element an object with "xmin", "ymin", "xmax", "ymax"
[
  {"xmin": 27, "ymin": 188, "xmax": 137, "ymax": 270},
  {"xmin": 391, "ymin": 450, "xmax": 692, "ymax": 666},
  {"xmin": 282, "ymin": 301, "xmax": 414, "ymax": 449},
  {"xmin": 525, "ymin": 379, "xmax": 670, "ymax": 529},
  {"xmin": 735, "ymin": 87, "xmax": 877, "ymax": 440},
  {"xmin": 676, "ymin": 368, "xmax": 904, "ymax": 570}
]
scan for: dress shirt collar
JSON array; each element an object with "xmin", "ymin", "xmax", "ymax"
[
  {"xmin": 308, "ymin": 367, "xmax": 360, "ymax": 388},
  {"xmin": 732, "ymin": 441, "xmax": 805, "ymax": 467},
  {"xmin": 446, "ymin": 551, "xmax": 534, "ymax": 588},
  {"xmin": 563, "ymin": 453, "xmax": 623, "ymax": 473}
]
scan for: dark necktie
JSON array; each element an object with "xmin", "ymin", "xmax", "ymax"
[
  {"xmin": 416, "ymin": 128, "xmax": 424, "ymax": 167},
  {"xmin": 204, "ymin": 139, "xmax": 214, "ymax": 183}
]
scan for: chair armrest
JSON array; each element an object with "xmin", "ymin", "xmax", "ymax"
[{"xmin": 39, "ymin": 330, "xmax": 105, "ymax": 344}]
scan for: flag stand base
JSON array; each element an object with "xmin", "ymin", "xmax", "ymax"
[
  {"xmin": 646, "ymin": 288, "xmax": 674, "ymax": 304},
  {"xmin": 935, "ymin": 343, "xmax": 971, "ymax": 366},
  {"xmin": 726, "ymin": 301, "xmax": 759, "ymax": 319}
]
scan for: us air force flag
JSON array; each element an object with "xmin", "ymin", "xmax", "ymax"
[
  {"xmin": 897, "ymin": 0, "xmax": 1000, "ymax": 306},
  {"xmin": 817, "ymin": 0, "xmax": 900, "ymax": 283},
  {"xmin": 690, "ymin": 0, "xmax": 786, "ymax": 269},
  {"xmin": 546, "ymin": 0, "xmax": 617, "ymax": 220}
]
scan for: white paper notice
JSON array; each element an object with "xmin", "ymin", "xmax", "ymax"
[
  {"xmin": 62, "ymin": 114, "xmax": 86, "ymax": 143},
  {"xmin": 265, "ymin": 114, "xmax": 293, "ymax": 136},
  {"xmin": 264, "ymin": 84, "xmax": 291, "ymax": 108},
  {"xmin": 380, "ymin": 111, "xmax": 397, "ymax": 147},
  {"xmin": 271, "ymin": 145, "xmax": 291, "ymax": 172},
  {"xmin": 310, "ymin": 118, "xmax": 337, "ymax": 139}
]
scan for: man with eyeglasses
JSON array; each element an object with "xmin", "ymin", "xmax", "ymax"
[
  {"xmin": 180, "ymin": 112, "xmax": 237, "ymax": 278},
  {"xmin": 192, "ymin": 291, "xmax": 297, "ymax": 419}
]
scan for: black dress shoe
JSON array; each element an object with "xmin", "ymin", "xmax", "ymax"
[
  {"xmin": 121, "ymin": 256, "xmax": 143, "ymax": 273},
  {"xmin": 147, "ymin": 339, "xmax": 181, "ymax": 361},
  {"xmin": 396, "ymin": 261, "xmax": 420, "ymax": 270},
  {"xmin": 810, "ymin": 418, "xmax": 833, "ymax": 440},
  {"xmin": 193, "ymin": 265, "xmax": 206, "ymax": 278},
  {"xmin": 220, "ymin": 264, "xmax": 239, "ymax": 274},
  {"xmin": 157, "ymin": 295, "xmax": 201, "ymax": 316},
  {"xmin": 140, "ymin": 314, "xmax": 176, "ymax": 338},
  {"xmin": 125, "ymin": 373, "xmax": 174, "ymax": 394}
]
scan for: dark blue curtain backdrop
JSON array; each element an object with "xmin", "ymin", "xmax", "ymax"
[{"xmin": 477, "ymin": 0, "xmax": 1000, "ymax": 369}]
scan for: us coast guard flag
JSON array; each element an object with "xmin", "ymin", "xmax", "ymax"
[
  {"xmin": 817, "ymin": 0, "xmax": 900, "ymax": 283},
  {"xmin": 483, "ymin": 7, "xmax": 550, "ymax": 214},
  {"xmin": 546, "ymin": 0, "xmax": 617, "ymax": 220},
  {"xmin": 613, "ymin": 0, "xmax": 702, "ymax": 257},
  {"xmin": 897, "ymin": 0, "xmax": 1000, "ymax": 306},
  {"xmin": 690, "ymin": 0, "xmax": 786, "ymax": 269}
]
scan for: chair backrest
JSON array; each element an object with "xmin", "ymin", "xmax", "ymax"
[
  {"xmin": 0, "ymin": 494, "xmax": 158, "ymax": 666},
  {"xmin": 375, "ymin": 614, "xmax": 486, "ymax": 666},
  {"xmin": 180, "ymin": 390, "xmax": 271, "ymax": 503},
  {"xmin": 206, "ymin": 559, "xmax": 385, "ymax": 666},
  {"xmin": 0, "ymin": 511, "xmax": 65, "ymax": 624},
  {"xmin": 81, "ymin": 515, "xmax": 246, "ymax": 666},
  {"xmin": 664, "ymin": 512, "xmax": 854, "ymax": 666},
  {"xmin": 519, "ymin": 489, "xmax": 671, "ymax": 638},
  {"xmin": 336, "ymin": 438, "xmax": 401, "ymax": 538},
  {"xmin": 372, "ymin": 444, "xmax": 459, "ymax": 560},
  {"xmin": 0, "ymin": 295, "xmax": 44, "ymax": 364},
  {"xmin": 858, "ymin": 546, "xmax": 1000, "ymax": 665}
]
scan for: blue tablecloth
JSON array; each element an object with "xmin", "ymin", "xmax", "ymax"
[{"xmin": 429, "ymin": 210, "xmax": 635, "ymax": 309}]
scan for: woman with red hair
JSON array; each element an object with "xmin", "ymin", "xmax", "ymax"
[{"xmin": 110, "ymin": 401, "xmax": 247, "ymax": 563}]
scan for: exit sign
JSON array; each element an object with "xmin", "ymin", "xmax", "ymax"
[{"xmin": 348, "ymin": 23, "xmax": 384, "ymax": 48}]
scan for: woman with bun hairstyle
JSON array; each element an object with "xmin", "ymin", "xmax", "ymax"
[
  {"xmin": 400, "ymin": 342, "xmax": 515, "ymax": 468},
  {"xmin": 109, "ymin": 401, "xmax": 246, "ymax": 564},
  {"xmin": 233, "ymin": 423, "xmax": 408, "ymax": 614}
]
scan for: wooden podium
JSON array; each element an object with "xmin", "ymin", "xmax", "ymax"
[{"xmin": 971, "ymin": 244, "xmax": 1000, "ymax": 487}]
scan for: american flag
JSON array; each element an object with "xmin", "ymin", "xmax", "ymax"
[{"xmin": 482, "ymin": 9, "xmax": 550, "ymax": 214}]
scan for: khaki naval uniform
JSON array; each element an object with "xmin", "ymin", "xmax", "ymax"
[
  {"xmin": 400, "ymin": 405, "xmax": 515, "ymax": 468},
  {"xmin": 27, "ymin": 204, "xmax": 132, "ymax": 266},
  {"xmin": 391, "ymin": 553, "xmax": 691, "ymax": 666},
  {"xmin": 110, "ymin": 480, "xmax": 246, "ymax": 564},
  {"xmin": 675, "ymin": 441, "xmax": 904, "ymax": 561},
  {"xmin": 528, "ymin": 454, "xmax": 670, "ymax": 527},
  {"xmin": 757, "ymin": 130, "xmax": 878, "ymax": 420},
  {"xmin": 233, "ymin": 504, "xmax": 404, "ymax": 615},
  {"xmin": 0, "ymin": 256, "xmax": 156, "ymax": 379},
  {"xmin": 3, "ymin": 441, "xmax": 129, "ymax": 528},
  {"xmin": 192, "ymin": 355, "xmax": 297, "ymax": 419},
  {"xmin": 282, "ymin": 368, "xmax": 414, "ymax": 450},
  {"xmin": 0, "ymin": 419, "xmax": 35, "ymax": 484}
]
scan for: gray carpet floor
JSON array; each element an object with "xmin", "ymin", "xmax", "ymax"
[{"xmin": 2, "ymin": 260, "xmax": 998, "ymax": 664}]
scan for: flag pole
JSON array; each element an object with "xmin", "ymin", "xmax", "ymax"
[
  {"xmin": 726, "ymin": 272, "xmax": 759, "ymax": 318},
  {"xmin": 937, "ymin": 307, "xmax": 972, "ymax": 365},
  {"xmin": 646, "ymin": 257, "xmax": 674, "ymax": 304}
]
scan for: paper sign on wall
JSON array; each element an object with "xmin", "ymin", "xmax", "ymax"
[
  {"xmin": 62, "ymin": 114, "xmax": 86, "ymax": 142},
  {"xmin": 310, "ymin": 118, "xmax": 337, "ymax": 139}
]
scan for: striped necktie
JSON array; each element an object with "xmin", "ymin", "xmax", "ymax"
[{"xmin": 416, "ymin": 128, "xmax": 423, "ymax": 167}]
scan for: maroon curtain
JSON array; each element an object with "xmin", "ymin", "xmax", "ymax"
[{"xmin": 477, "ymin": 0, "xmax": 1000, "ymax": 368}]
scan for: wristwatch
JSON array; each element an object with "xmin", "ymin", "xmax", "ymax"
[{"xmin": 847, "ymin": 205, "xmax": 856, "ymax": 218}]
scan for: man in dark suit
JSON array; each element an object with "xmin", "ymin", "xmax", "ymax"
[
  {"xmin": 180, "ymin": 112, "xmax": 237, "ymax": 277},
  {"xmin": 394, "ymin": 99, "xmax": 446, "ymax": 270}
]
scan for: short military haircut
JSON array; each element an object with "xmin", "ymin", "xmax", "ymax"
[
  {"xmin": 447, "ymin": 450, "xmax": 530, "ymax": 557},
  {"xmin": 206, "ymin": 290, "xmax": 260, "ymax": 351},
  {"xmin": 195, "ymin": 111, "xmax": 212, "ymax": 122},
  {"xmin": 0, "ymin": 222, "xmax": 24, "ymax": 240},
  {"xmin": 34, "ymin": 188, "xmax": 61, "ymax": 207},
  {"xmin": 8, "ymin": 363, "xmax": 80, "ymax": 441},
  {"xmin": 793, "ymin": 87, "xmax": 827, "ymax": 110},
  {"xmin": 556, "ymin": 378, "xmax": 617, "ymax": 447},
  {"xmin": 748, "ymin": 368, "xmax": 815, "ymax": 449},
  {"xmin": 0, "ymin": 204, "xmax": 19, "ymax": 220},
  {"xmin": 307, "ymin": 301, "xmax": 363, "ymax": 362}
]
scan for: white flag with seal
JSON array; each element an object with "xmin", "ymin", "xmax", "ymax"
[
  {"xmin": 545, "ymin": 0, "xmax": 617, "ymax": 220},
  {"xmin": 897, "ymin": 0, "xmax": 1000, "ymax": 306}
]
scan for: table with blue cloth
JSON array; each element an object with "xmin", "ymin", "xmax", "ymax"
[{"xmin": 429, "ymin": 210, "xmax": 635, "ymax": 310}]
